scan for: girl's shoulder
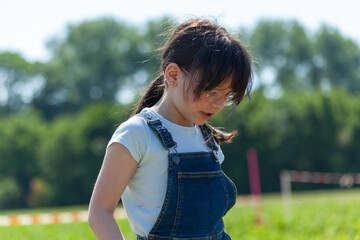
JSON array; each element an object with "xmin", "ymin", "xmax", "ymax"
[
  {"xmin": 107, "ymin": 111, "xmax": 152, "ymax": 163},
  {"xmin": 112, "ymin": 107, "xmax": 164, "ymax": 140},
  {"xmin": 120, "ymin": 107, "xmax": 161, "ymax": 130},
  {"xmin": 118, "ymin": 113, "xmax": 148, "ymax": 131}
]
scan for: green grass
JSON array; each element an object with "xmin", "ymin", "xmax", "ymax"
[
  {"xmin": 225, "ymin": 189, "xmax": 360, "ymax": 240},
  {"xmin": 1, "ymin": 189, "xmax": 360, "ymax": 239}
]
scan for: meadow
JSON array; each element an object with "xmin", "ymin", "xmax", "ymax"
[{"xmin": 1, "ymin": 189, "xmax": 359, "ymax": 240}]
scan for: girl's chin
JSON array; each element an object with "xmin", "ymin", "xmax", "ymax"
[{"xmin": 193, "ymin": 117, "xmax": 207, "ymax": 126}]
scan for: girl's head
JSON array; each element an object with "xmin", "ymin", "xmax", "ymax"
[
  {"xmin": 160, "ymin": 19, "xmax": 252, "ymax": 105},
  {"xmin": 133, "ymin": 18, "xmax": 253, "ymax": 143},
  {"xmin": 134, "ymin": 18, "xmax": 253, "ymax": 114}
]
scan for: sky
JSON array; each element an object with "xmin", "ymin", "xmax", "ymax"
[{"xmin": 1, "ymin": 0, "xmax": 359, "ymax": 62}]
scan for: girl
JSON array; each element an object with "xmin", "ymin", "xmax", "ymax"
[{"xmin": 88, "ymin": 18, "xmax": 253, "ymax": 240}]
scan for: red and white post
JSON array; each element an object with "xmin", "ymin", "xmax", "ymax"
[
  {"xmin": 279, "ymin": 169, "xmax": 360, "ymax": 222},
  {"xmin": 247, "ymin": 148, "xmax": 263, "ymax": 225},
  {"xmin": 280, "ymin": 170, "xmax": 292, "ymax": 221}
]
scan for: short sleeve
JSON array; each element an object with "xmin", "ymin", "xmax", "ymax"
[{"xmin": 107, "ymin": 116, "xmax": 148, "ymax": 163}]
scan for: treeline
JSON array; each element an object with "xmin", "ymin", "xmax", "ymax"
[
  {"xmin": 1, "ymin": 16, "xmax": 360, "ymax": 209},
  {"xmin": 216, "ymin": 89, "xmax": 360, "ymax": 193}
]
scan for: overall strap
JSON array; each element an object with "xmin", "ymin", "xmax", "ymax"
[
  {"xmin": 141, "ymin": 113, "xmax": 177, "ymax": 150},
  {"xmin": 200, "ymin": 125, "xmax": 219, "ymax": 152}
]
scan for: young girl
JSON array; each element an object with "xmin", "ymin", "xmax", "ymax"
[{"xmin": 88, "ymin": 18, "xmax": 253, "ymax": 240}]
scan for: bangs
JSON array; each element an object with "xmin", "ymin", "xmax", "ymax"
[{"xmin": 184, "ymin": 34, "xmax": 253, "ymax": 105}]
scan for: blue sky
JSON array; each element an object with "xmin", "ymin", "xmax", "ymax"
[{"xmin": 1, "ymin": 0, "xmax": 359, "ymax": 62}]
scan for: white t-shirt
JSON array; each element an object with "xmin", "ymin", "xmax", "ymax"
[{"xmin": 107, "ymin": 107, "xmax": 224, "ymax": 237}]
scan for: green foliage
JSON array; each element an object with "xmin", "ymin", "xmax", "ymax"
[
  {"xmin": 1, "ymin": 17, "xmax": 360, "ymax": 117},
  {"xmin": 214, "ymin": 89, "xmax": 360, "ymax": 193},
  {"xmin": 0, "ymin": 177, "xmax": 20, "ymax": 207},
  {"xmin": 1, "ymin": 17, "xmax": 360, "ymax": 208},
  {"xmin": 0, "ymin": 52, "xmax": 44, "ymax": 113},
  {"xmin": 315, "ymin": 25, "xmax": 360, "ymax": 92},
  {"xmin": 32, "ymin": 17, "xmax": 174, "ymax": 119},
  {"xmin": 249, "ymin": 19, "xmax": 360, "ymax": 93},
  {"xmin": 33, "ymin": 18, "xmax": 145, "ymax": 117},
  {"xmin": 2, "ymin": 88, "xmax": 360, "ymax": 208},
  {"xmin": 0, "ymin": 109, "xmax": 45, "ymax": 208},
  {"xmin": 37, "ymin": 102, "xmax": 129, "ymax": 206}
]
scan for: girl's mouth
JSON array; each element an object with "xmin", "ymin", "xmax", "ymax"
[{"xmin": 201, "ymin": 112, "xmax": 214, "ymax": 120}]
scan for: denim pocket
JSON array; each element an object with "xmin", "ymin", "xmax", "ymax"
[{"xmin": 172, "ymin": 170, "xmax": 227, "ymax": 235}]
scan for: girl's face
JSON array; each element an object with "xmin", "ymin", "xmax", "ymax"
[{"xmin": 172, "ymin": 71, "xmax": 233, "ymax": 127}]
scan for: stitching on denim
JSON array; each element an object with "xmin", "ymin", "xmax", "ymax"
[
  {"xmin": 199, "ymin": 125, "xmax": 219, "ymax": 152},
  {"xmin": 150, "ymin": 164, "xmax": 173, "ymax": 232},
  {"xmin": 168, "ymin": 152, "xmax": 213, "ymax": 159},
  {"xmin": 178, "ymin": 171, "xmax": 222, "ymax": 178},
  {"xmin": 142, "ymin": 113, "xmax": 177, "ymax": 149},
  {"xmin": 147, "ymin": 234, "xmax": 172, "ymax": 239},
  {"xmin": 170, "ymin": 172, "xmax": 182, "ymax": 235},
  {"xmin": 173, "ymin": 171, "xmax": 226, "ymax": 238},
  {"xmin": 147, "ymin": 227, "xmax": 225, "ymax": 239}
]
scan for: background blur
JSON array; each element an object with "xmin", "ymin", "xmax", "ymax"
[{"xmin": 1, "ymin": 0, "xmax": 360, "ymax": 210}]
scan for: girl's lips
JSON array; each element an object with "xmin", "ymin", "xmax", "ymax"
[{"xmin": 201, "ymin": 111, "xmax": 214, "ymax": 120}]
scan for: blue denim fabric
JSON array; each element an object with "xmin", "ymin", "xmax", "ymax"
[
  {"xmin": 138, "ymin": 113, "xmax": 237, "ymax": 240},
  {"xmin": 142, "ymin": 113, "xmax": 177, "ymax": 149}
]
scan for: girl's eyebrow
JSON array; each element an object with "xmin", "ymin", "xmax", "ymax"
[
  {"xmin": 212, "ymin": 80, "xmax": 233, "ymax": 91},
  {"xmin": 212, "ymin": 87, "xmax": 233, "ymax": 94}
]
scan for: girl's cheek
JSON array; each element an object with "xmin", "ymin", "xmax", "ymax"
[{"xmin": 197, "ymin": 94, "xmax": 208, "ymax": 103}]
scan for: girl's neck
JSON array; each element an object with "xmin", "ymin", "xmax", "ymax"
[{"xmin": 151, "ymin": 94, "xmax": 194, "ymax": 127}]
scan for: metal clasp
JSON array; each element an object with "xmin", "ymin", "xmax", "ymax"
[{"xmin": 169, "ymin": 145, "xmax": 180, "ymax": 165}]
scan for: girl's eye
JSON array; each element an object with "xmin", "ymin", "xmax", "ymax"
[
  {"xmin": 205, "ymin": 90, "xmax": 235, "ymax": 106},
  {"xmin": 207, "ymin": 90, "xmax": 219, "ymax": 97}
]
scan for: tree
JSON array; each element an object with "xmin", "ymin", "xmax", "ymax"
[
  {"xmin": 31, "ymin": 16, "xmax": 175, "ymax": 119},
  {"xmin": 0, "ymin": 109, "xmax": 45, "ymax": 208},
  {"xmin": 32, "ymin": 18, "xmax": 148, "ymax": 118},
  {"xmin": 0, "ymin": 52, "xmax": 44, "ymax": 115},
  {"xmin": 250, "ymin": 20, "xmax": 314, "ymax": 92},
  {"xmin": 37, "ymin": 102, "xmax": 129, "ymax": 206},
  {"xmin": 249, "ymin": 19, "xmax": 360, "ymax": 94},
  {"xmin": 315, "ymin": 25, "xmax": 360, "ymax": 92}
]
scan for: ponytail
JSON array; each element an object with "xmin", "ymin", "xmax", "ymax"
[
  {"xmin": 203, "ymin": 122, "xmax": 237, "ymax": 145},
  {"xmin": 131, "ymin": 75, "xmax": 165, "ymax": 116}
]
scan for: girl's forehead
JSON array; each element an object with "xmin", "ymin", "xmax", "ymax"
[{"xmin": 212, "ymin": 80, "xmax": 233, "ymax": 92}]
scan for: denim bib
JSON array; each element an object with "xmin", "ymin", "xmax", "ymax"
[{"xmin": 137, "ymin": 113, "xmax": 237, "ymax": 240}]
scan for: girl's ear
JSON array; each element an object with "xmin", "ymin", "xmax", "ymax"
[{"xmin": 164, "ymin": 63, "xmax": 181, "ymax": 87}]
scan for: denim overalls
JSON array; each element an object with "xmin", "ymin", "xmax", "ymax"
[{"xmin": 137, "ymin": 113, "xmax": 237, "ymax": 240}]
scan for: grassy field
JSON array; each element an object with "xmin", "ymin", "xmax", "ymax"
[{"xmin": 1, "ymin": 189, "xmax": 360, "ymax": 239}]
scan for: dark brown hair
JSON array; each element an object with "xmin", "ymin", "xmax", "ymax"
[{"xmin": 132, "ymin": 18, "xmax": 253, "ymax": 144}]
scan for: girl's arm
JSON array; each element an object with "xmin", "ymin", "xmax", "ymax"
[{"xmin": 88, "ymin": 143, "xmax": 139, "ymax": 240}]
